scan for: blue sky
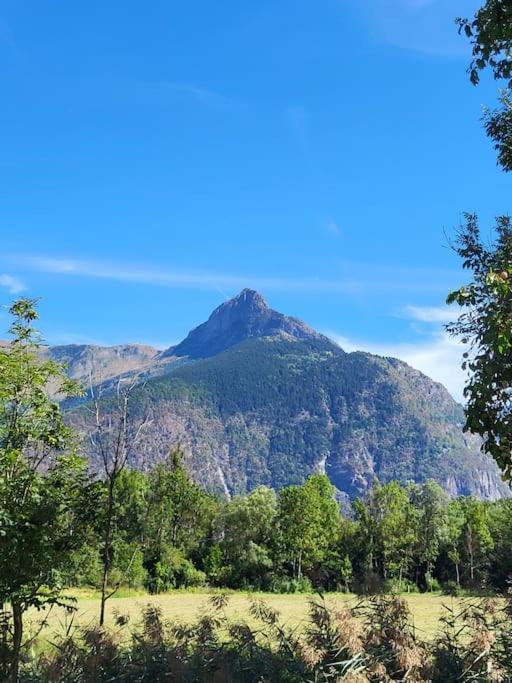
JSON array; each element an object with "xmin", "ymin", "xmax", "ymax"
[{"xmin": 0, "ymin": 0, "xmax": 509, "ymax": 401}]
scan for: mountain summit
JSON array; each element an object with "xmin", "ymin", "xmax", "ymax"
[
  {"xmin": 55, "ymin": 291, "xmax": 510, "ymax": 501},
  {"xmin": 164, "ymin": 288, "xmax": 323, "ymax": 359}
]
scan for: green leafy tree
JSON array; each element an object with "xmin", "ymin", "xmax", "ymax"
[
  {"xmin": 339, "ymin": 554, "xmax": 353, "ymax": 593},
  {"xmin": 444, "ymin": 500, "xmax": 466, "ymax": 586},
  {"xmin": 458, "ymin": 0, "xmax": 512, "ymax": 171},
  {"xmin": 219, "ymin": 486, "xmax": 276, "ymax": 588},
  {"xmin": 276, "ymin": 475, "xmax": 340, "ymax": 582},
  {"xmin": 0, "ymin": 299, "xmax": 92, "ymax": 682},
  {"xmin": 412, "ymin": 481, "xmax": 449, "ymax": 588},
  {"xmin": 113, "ymin": 467, "xmax": 149, "ymax": 545},
  {"xmin": 109, "ymin": 539, "xmax": 147, "ymax": 591},
  {"xmin": 355, "ymin": 482, "xmax": 418, "ymax": 588},
  {"xmin": 459, "ymin": 497, "xmax": 494, "ymax": 587},
  {"xmin": 487, "ymin": 499, "xmax": 512, "ymax": 587},
  {"xmin": 447, "ymin": 214, "xmax": 512, "ymax": 481},
  {"xmin": 145, "ymin": 450, "xmax": 216, "ymax": 591}
]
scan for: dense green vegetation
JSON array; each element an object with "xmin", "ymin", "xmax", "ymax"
[{"xmin": 63, "ymin": 456, "xmax": 512, "ymax": 598}]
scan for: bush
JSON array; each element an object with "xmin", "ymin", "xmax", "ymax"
[
  {"xmin": 442, "ymin": 580, "xmax": 462, "ymax": 597},
  {"xmin": 425, "ymin": 572, "xmax": 442, "ymax": 593},
  {"xmin": 65, "ymin": 543, "xmax": 103, "ymax": 587},
  {"xmin": 352, "ymin": 570, "xmax": 384, "ymax": 595},
  {"xmin": 146, "ymin": 546, "xmax": 206, "ymax": 592}
]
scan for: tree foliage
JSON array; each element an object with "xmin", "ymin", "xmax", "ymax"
[
  {"xmin": 0, "ymin": 299, "xmax": 93, "ymax": 681},
  {"xmin": 458, "ymin": 0, "xmax": 512, "ymax": 170},
  {"xmin": 447, "ymin": 214, "xmax": 512, "ymax": 481}
]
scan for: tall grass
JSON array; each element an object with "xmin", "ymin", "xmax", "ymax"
[{"xmin": 9, "ymin": 591, "xmax": 512, "ymax": 681}]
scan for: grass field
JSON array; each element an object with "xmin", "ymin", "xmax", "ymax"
[{"xmin": 27, "ymin": 590, "xmax": 471, "ymax": 643}]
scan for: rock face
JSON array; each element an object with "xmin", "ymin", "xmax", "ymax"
[
  {"xmin": 163, "ymin": 289, "xmax": 324, "ymax": 359},
  {"xmin": 43, "ymin": 343, "xmax": 158, "ymax": 394},
  {"xmin": 56, "ymin": 290, "xmax": 510, "ymax": 501}
]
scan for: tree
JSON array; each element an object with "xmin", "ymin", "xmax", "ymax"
[
  {"xmin": 354, "ymin": 482, "xmax": 418, "ymax": 588},
  {"xmin": 219, "ymin": 486, "xmax": 276, "ymax": 588},
  {"xmin": 447, "ymin": 214, "xmax": 512, "ymax": 481},
  {"xmin": 276, "ymin": 475, "xmax": 340, "ymax": 582},
  {"xmin": 88, "ymin": 375, "xmax": 149, "ymax": 625},
  {"xmin": 458, "ymin": 0, "xmax": 512, "ymax": 171},
  {"xmin": 0, "ymin": 299, "xmax": 92, "ymax": 682},
  {"xmin": 144, "ymin": 450, "xmax": 216, "ymax": 591},
  {"xmin": 487, "ymin": 498, "xmax": 512, "ymax": 588},
  {"xmin": 459, "ymin": 497, "xmax": 494, "ymax": 587},
  {"xmin": 444, "ymin": 500, "xmax": 465, "ymax": 586},
  {"xmin": 412, "ymin": 481, "xmax": 449, "ymax": 588}
]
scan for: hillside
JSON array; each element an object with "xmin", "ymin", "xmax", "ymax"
[{"xmin": 57, "ymin": 290, "xmax": 509, "ymax": 501}]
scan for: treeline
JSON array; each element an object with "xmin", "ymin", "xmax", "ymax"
[
  {"xmin": 68, "ymin": 454, "xmax": 512, "ymax": 597},
  {"xmin": 1, "ymin": 298, "xmax": 512, "ymax": 682}
]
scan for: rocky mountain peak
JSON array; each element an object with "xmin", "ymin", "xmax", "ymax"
[
  {"xmin": 163, "ymin": 289, "xmax": 322, "ymax": 359},
  {"xmin": 230, "ymin": 288, "xmax": 268, "ymax": 310}
]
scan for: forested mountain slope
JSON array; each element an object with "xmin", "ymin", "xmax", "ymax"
[{"xmin": 56, "ymin": 290, "xmax": 509, "ymax": 500}]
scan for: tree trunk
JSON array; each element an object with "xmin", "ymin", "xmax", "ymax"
[
  {"xmin": 455, "ymin": 562, "xmax": 460, "ymax": 586},
  {"xmin": 297, "ymin": 550, "xmax": 303, "ymax": 581},
  {"xmin": 10, "ymin": 602, "xmax": 23, "ymax": 683},
  {"xmin": 100, "ymin": 481, "xmax": 115, "ymax": 626}
]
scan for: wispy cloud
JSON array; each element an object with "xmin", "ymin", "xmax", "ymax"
[
  {"xmin": 327, "ymin": 329, "xmax": 466, "ymax": 402},
  {"xmin": 13, "ymin": 254, "xmax": 361, "ymax": 294},
  {"xmin": 346, "ymin": 0, "xmax": 479, "ymax": 57},
  {"xmin": 336, "ymin": 259, "xmax": 459, "ymax": 294},
  {"xmin": 0, "ymin": 274, "xmax": 25, "ymax": 294},
  {"xmin": 402, "ymin": 304, "xmax": 456, "ymax": 323},
  {"xmin": 11, "ymin": 253, "xmax": 459, "ymax": 297}
]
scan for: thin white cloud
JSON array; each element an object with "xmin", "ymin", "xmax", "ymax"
[
  {"xmin": 14, "ymin": 254, "xmax": 362, "ymax": 294},
  {"xmin": 402, "ymin": 304, "xmax": 456, "ymax": 323},
  {"xmin": 0, "ymin": 274, "xmax": 25, "ymax": 294},
  {"xmin": 346, "ymin": 0, "xmax": 480, "ymax": 57},
  {"xmin": 12, "ymin": 253, "xmax": 456, "ymax": 296},
  {"xmin": 327, "ymin": 329, "xmax": 466, "ymax": 402}
]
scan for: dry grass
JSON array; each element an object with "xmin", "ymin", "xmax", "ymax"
[{"xmin": 27, "ymin": 590, "xmax": 473, "ymax": 643}]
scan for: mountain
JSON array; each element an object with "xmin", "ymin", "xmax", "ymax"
[
  {"xmin": 43, "ymin": 343, "xmax": 158, "ymax": 389},
  {"xmin": 53, "ymin": 290, "xmax": 510, "ymax": 501},
  {"xmin": 163, "ymin": 289, "xmax": 325, "ymax": 359}
]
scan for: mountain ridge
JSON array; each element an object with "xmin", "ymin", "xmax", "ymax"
[
  {"xmin": 40, "ymin": 290, "xmax": 510, "ymax": 501},
  {"xmin": 162, "ymin": 288, "xmax": 326, "ymax": 359}
]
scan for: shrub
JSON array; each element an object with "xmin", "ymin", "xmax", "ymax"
[
  {"xmin": 442, "ymin": 580, "xmax": 462, "ymax": 597},
  {"xmin": 145, "ymin": 546, "xmax": 206, "ymax": 592}
]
